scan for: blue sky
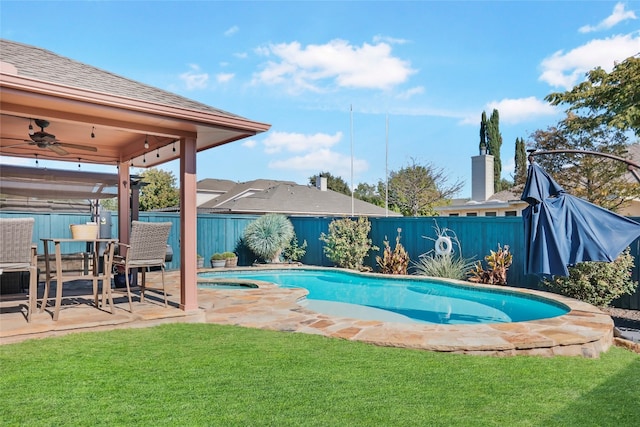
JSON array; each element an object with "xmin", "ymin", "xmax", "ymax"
[{"xmin": 2, "ymin": 1, "xmax": 639, "ymax": 197}]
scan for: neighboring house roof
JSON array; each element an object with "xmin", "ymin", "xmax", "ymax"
[{"xmin": 195, "ymin": 179, "xmax": 400, "ymax": 217}]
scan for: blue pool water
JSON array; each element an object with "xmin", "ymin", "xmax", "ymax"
[{"xmin": 198, "ymin": 269, "xmax": 569, "ymax": 325}]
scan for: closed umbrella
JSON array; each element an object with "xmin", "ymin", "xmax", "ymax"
[{"xmin": 521, "ymin": 163, "xmax": 640, "ymax": 276}]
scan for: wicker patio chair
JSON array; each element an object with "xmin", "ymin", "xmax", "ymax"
[
  {"xmin": 112, "ymin": 221, "xmax": 172, "ymax": 312},
  {"xmin": 0, "ymin": 218, "xmax": 38, "ymax": 322}
]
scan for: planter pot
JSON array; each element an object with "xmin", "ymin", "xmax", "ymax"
[
  {"xmin": 225, "ymin": 257, "xmax": 238, "ymax": 268},
  {"xmin": 197, "ymin": 258, "xmax": 204, "ymax": 269},
  {"xmin": 211, "ymin": 259, "xmax": 226, "ymax": 268}
]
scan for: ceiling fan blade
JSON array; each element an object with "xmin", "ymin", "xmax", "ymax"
[
  {"xmin": 56, "ymin": 142, "xmax": 98, "ymax": 152},
  {"xmin": 48, "ymin": 144, "xmax": 69, "ymax": 156}
]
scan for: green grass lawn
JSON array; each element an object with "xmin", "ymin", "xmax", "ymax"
[{"xmin": 1, "ymin": 323, "xmax": 639, "ymax": 426}]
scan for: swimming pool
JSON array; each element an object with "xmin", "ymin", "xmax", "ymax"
[{"xmin": 198, "ymin": 268, "xmax": 569, "ymax": 325}]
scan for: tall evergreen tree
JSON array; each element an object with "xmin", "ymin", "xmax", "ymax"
[
  {"xmin": 479, "ymin": 111, "xmax": 487, "ymax": 153},
  {"xmin": 514, "ymin": 137, "xmax": 528, "ymax": 187},
  {"xmin": 485, "ymin": 109, "xmax": 503, "ymax": 192}
]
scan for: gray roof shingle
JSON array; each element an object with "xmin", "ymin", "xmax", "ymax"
[{"xmin": 1, "ymin": 39, "xmax": 241, "ymax": 118}]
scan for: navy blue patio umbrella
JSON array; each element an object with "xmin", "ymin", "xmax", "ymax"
[{"xmin": 521, "ymin": 162, "xmax": 640, "ymax": 277}]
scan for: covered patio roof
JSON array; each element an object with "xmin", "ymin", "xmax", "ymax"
[
  {"xmin": 0, "ymin": 39, "xmax": 271, "ymax": 311},
  {"xmin": 0, "ymin": 164, "xmax": 118, "ymax": 200},
  {"xmin": 0, "ymin": 39, "xmax": 269, "ymax": 167}
]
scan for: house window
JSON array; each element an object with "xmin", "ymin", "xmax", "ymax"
[
  {"xmin": 466, "ymin": 212, "xmax": 477, "ymax": 217},
  {"xmin": 449, "ymin": 213, "xmax": 459, "ymax": 217},
  {"xmin": 485, "ymin": 212, "xmax": 497, "ymax": 217},
  {"xmin": 505, "ymin": 211, "xmax": 517, "ymax": 217}
]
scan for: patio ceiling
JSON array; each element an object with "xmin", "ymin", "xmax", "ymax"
[{"xmin": 0, "ymin": 39, "xmax": 270, "ymax": 167}]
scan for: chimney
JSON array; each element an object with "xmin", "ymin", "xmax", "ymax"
[
  {"xmin": 471, "ymin": 152, "xmax": 494, "ymax": 201},
  {"xmin": 316, "ymin": 175, "xmax": 327, "ymax": 191}
]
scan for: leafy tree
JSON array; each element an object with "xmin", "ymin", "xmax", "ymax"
[
  {"xmin": 513, "ymin": 137, "xmax": 528, "ymax": 187},
  {"xmin": 309, "ymin": 172, "xmax": 351, "ymax": 196},
  {"xmin": 545, "ymin": 54, "xmax": 640, "ymax": 137},
  {"xmin": 529, "ymin": 121, "xmax": 638, "ymax": 212},
  {"xmin": 485, "ymin": 109, "xmax": 503, "ymax": 192},
  {"xmin": 353, "ymin": 182, "xmax": 383, "ymax": 207},
  {"xmin": 386, "ymin": 158, "xmax": 464, "ymax": 217},
  {"xmin": 139, "ymin": 168, "xmax": 179, "ymax": 211}
]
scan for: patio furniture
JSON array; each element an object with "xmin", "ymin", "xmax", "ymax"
[
  {"xmin": 41, "ymin": 237, "xmax": 117, "ymax": 321},
  {"xmin": 0, "ymin": 217, "xmax": 38, "ymax": 322},
  {"xmin": 112, "ymin": 221, "xmax": 172, "ymax": 312}
]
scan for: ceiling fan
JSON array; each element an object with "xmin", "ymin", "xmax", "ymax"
[{"xmin": 2, "ymin": 118, "xmax": 98, "ymax": 156}]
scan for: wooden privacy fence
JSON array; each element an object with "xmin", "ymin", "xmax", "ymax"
[{"xmin": 1, "ymin": 211, "xmax": 639, "ymax": 309}]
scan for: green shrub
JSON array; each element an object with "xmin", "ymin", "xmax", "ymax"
[
  {"xmin": 468, "ymin": 244, "xmax": 512, "ymax": 285},
  {"xmin": 210, "ymin": 253, "xmax": 225, "ymax": 261},
  {"xmin": 243, "ymin": 214, "xmax": 294, "ymax": 263},
  {"xmin": 222, "ymin": 252, "xmax": 237, "ymax": 259},
  {"xmin": 320, "ymin": 217, "xmax": 378, "ymax": 271},
  {"xmin": 283, "ymin": 235, "xmax": 307, "ymax": 263},
  {"xmin": 376, "ymin": 228, "xmax": 410, "ymax": 275},
  {"xmin": 544, "ymin": 248, "xmax": 637, "ymax": 307}
]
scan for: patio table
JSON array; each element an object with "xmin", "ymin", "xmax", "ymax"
[{"xmin": 41, "ymin": 238, "xmax": 117, "ymax": 321}]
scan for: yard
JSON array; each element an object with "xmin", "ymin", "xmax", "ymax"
[{"xmin": 1, "ymin": 323, "xmax": 638, "ymax": 426}]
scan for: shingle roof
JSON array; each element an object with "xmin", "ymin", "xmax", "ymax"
[
  {"xmin": 0, "ymin": 39, "xmax": 241, "ymax": 118},
  {"xmin": 193, "ymin": 178, "xmax": 399, "ymax": 216}
]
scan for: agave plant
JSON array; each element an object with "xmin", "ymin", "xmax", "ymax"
[{"xmin": 243, "ymin": 214, "xmax": 294, "ymax": 263}]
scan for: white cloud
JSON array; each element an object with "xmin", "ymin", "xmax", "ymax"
[
  {"xmin": 242, "ymin": 139, "xmax": 257, "ymax": 148},
  {"xmin": 263, "ymin": 131, "xmax": 342, "ymax": 154},
  {"xmin": 486, "ymin": 97, "xmax": 558, "ymax": 124},
  {"xmin": 396, "ymin": 86, "xmax": 424, "ymax": 100},
  {"xmin": 224, "ymin": 26, "xmax": 239, "ymax": 37},
  {"xmin": 539, "ymin": 33, "xmax": 640, "ymax": 89},
  {"xmin": 268, "ymin": 148, "xmax": 368, "ymax": 178},
  {"xmin": 216, "ymin": 73, "xmax": 234, "ymax": 83},
  {"xmin": 252, "ymin": 39, "xmax": 416, "ymax": 93},
  {"xmin": 261, "ymin": 130, "xmax": 366, "ymax": 178},
  {"xmin": 459, "ymin": 97, "xmax": 557, "ymax": 125},
  {"xmin": 179, "ymin": 64, "xmax": 209, "ymax": 90},
  {"xmin": 579, "ymin": 2, "xmax": 637, "ymax": 33},
  {"xmin": 373, "ymin": 34, "xmax": 409, "ymax": 45},
  {"xmin": 234, "ymin": 52, "xmax": 248, "ymax": 59}
]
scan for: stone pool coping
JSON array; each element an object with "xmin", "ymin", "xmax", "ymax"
[{"xmin": 198, "ymin": 266, "xmax": 614, "ymax": 358}]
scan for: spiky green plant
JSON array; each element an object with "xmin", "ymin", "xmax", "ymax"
[
  {"xmin": 377, "ymin": 228, "xmax": 410, "ymax": 275},
  {"xmin": 243, "ymin": 214, "xmax": 294, "ymax": 263},
  {"xmin": 412, "ymin": 222, "xmax": 475, "ymax": 280}
]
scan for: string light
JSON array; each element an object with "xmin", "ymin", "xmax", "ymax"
[
  {"xmin": 34, "ymin": 153, "xmax": 38, "ymax": 166},
  {"xmin": 78, "ymin": 158, "xmax": 81, "ymax": 169},
  {"xmin": 143, "ymin": 153, "xmax": 146, "ymax": 164},
  {"xmin": 144, "ymin": 135, "xmax": 149, "ymax": 149},
  {"xmin": 156, "ymin": 148, "xmax": 160, "ymax": 158},
  {"xmin": 91, "ymin": 126, "xmax": 95, "ymax": 138},
  {"xmin": 28, "ymin": 119, "xmax": 34, "ymax": 135},
  {"xmin": 172, "ymin": 141, "xmax": 176, "ymax": 152}
]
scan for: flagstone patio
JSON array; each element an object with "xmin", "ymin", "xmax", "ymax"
[{"xmin": 0, "ymin": 269, "xmax": 616, "ymax": 357}]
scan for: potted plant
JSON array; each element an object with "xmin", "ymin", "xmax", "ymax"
[
  {"xmin": 222, "ymin": 251, "xmax": 238, "ymax": 268},
  {"xmin": 197, "ymin": 254, "xmax": 204, "ymax": 269},
  {"xmin": 210, "ymin": 253, "xmax": 226, "ymax": 268}
]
